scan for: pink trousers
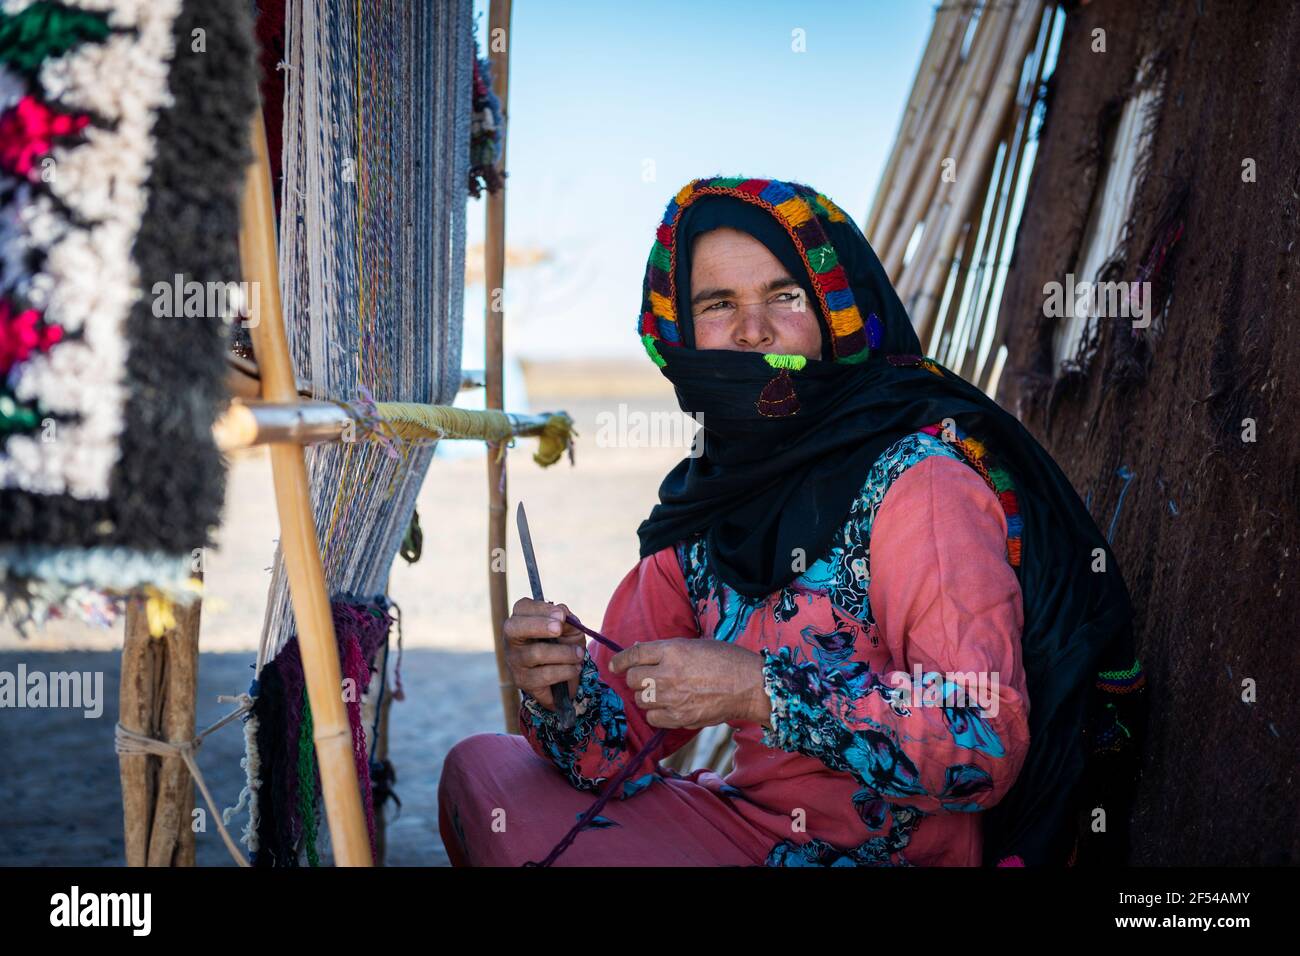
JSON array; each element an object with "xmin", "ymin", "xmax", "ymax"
[{"xmin": 437, "ymin": 732, "xmax": 777, "ymax": 866}]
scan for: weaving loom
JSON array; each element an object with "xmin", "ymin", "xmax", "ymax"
[
  {"xmin": 223, "ymin": 0, "xmax": 475, "ymax": 866},
  {"xmin": 0, "ymin": 0, "xmax": 565, "ymax": 868},
  {"xmin": 258, "ymin": 0, "xmax": 471, "ymax": 664}
]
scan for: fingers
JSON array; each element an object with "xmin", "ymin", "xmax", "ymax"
[
  {"xmin": 521, "ymin": 663, "xmax": 584, "ymax": 690},
  {"xmin": 503, "ymin": 601, "xmax": 584, "ymax": 645},
  {"xmin": 513, "ymin": 639, "xmax": 587, "ymax": 669},
  {"xmin": 609, "ymin": 640, "xmax": 663, "ymax": 674},
  {"xmin": 645, "ymin": 707, "xmax": 692, "ymax": 729},
  {"xmin": 524, "ymin": 672, "xmax": 581, "ymax": 711}
]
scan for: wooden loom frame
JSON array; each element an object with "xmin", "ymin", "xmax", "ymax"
[{"xmin": 118, "ymin": 0, "xmax": 523, "ymax": 866}]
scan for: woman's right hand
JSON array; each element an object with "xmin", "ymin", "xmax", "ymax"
[{"xmin": 504, "ymin": 597, "xmax": 587, "ymax": 711}]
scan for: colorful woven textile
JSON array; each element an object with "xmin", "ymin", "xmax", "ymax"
[
  {"xmin": 639, "ymin": 177, "xmax": 872, "ymax": 367},
  {"xmin": 257, "ymin": 0, "xmax": 472, "ymax": 660},
  {"xmin": 0, "ymin": 0, "xmax": 256, "ymax": 627}
]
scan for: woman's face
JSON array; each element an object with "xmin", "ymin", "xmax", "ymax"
[{"xmin": 689, "ymin": 227, "xmax": 824, "ymax": 360}]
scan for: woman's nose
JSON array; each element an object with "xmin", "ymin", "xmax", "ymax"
[{"xmin": 733, "ymin": 303, "xmax": 775, "ymax": 349}]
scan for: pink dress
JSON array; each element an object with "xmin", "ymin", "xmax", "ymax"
[{"xmin": 438, "ymin": 430, "xmax": 1031, "ymax": 866}]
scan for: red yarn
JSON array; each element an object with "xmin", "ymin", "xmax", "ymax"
[
  {"xmin": 0, "ymin": 95, "xmax": 90, "ymax": 178},
  {"xmin": 0, "ymin": 299, "xmax": 63, "ymax": 374},
  {"xmin": 342, "ymin": 627, "xmax": 379, "ymax": 861}
]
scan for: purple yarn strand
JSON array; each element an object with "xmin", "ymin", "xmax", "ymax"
[{"xmin": 526, "ymin": 614, "xmax": 663, "ymax": 867}]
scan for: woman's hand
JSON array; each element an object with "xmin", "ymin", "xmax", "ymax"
[
  {"xmin": 609, "ymin": 638, "xmax": 772, "ymax": 730},
  {"xmin": 503, "ymin": 598, "xmax": 587, "ymax": 711}
]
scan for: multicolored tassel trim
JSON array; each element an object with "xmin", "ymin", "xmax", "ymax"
[
  {"xmin": 639, "ymin": 177, "xmax": 872, "ymax": 367},
  {"xmin": 886, "ymin": 352, "xmax": 946, "ymax": 377},
  {"xmin": 245, "ymin": 597, "xmax": 394, "ymax": 866},
  {"xmin": 1096, "ymin": 658, "xmax": 1147, "ymax": 694},
  {"xmin": 919, "ymin": 419, "xmax": 1023, "ymax": 568}
]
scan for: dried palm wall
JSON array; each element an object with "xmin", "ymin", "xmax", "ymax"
[{"xmin": 995, "ymin": 0, "xmax": 1299, "ymax": 864}]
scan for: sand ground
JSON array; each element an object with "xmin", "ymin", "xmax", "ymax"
[{"xmin": 0, "ymin": 359, "xmax": 688, "ymax": 866}]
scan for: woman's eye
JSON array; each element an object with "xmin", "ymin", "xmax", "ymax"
[{"xmin": 702, "ymin": 301, "xmax": 731, "ymax": 313}]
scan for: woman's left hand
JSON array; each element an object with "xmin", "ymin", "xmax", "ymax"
[{"xmin": 609, "ymin": 638, "xmax": 772, "ymax": 730}]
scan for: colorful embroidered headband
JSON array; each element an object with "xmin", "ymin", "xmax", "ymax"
[{"xmin": 638, "ymin": 177, "xmax": 874, "ymax": 368}]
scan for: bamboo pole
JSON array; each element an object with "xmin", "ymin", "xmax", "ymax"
[
  {"xmin": 864, "ymin": 2, "xmax": 955, "ymax": 238},
  {"xmin": 908, "ymin": 2, "xmax": 1045, "ymax": 344},
  {"xmin": 958, "ymin": 79, "xmax": 1029, "ymax": 381},
  {"xmin": 212, "ymin": 398, "xmax": 565, "ymax": 453},
  {"xmin": 486, "ymin": 0, "xmax": 519, "ymax": 734},
  {"xmin": 874, "ymin": 6, "xmax": 975, "ymax": 267},
  {"xmin": 240, "ymin": 108, "xmax": 373, "ymax": 867},
  {"xmin": 977, "ymin": 4, "xmax": 1057, "ymax": 392},
  {"xmin": 945, "ymin": 134, "xmax": 1004, "ymax": 368},
  {"xmin": 953, "ymin": 5, "xmax": 1054, "ymax": 381},
  {"xmin": 886, "ymin": 4, "xmax": 1014, "ymax": 281},
  {"xmin": 869, "ymin": 4, "xmax": 969, "ymax": 251},
  {"xmin": 934, "ymin": 217, "xmax": 981, "ymax": 361}
]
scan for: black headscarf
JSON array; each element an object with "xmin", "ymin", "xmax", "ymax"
[{"xmin": 633, "ymin": 177, "xmax": 1140, "ymax": 866}]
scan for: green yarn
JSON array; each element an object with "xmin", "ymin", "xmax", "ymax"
[
  {"xmin": 648, "ymin": 241, "xmax": 672, "ymax": 274},
  {"xmin": 987, "ymin": 467, "xmax": 1013, "ymax": 491},
  {"xmin": 805, "ymin": 242, "xmax": 839, "ymax": 274},
  {"xmin": 708, "ymin": 176, "xmax": 748, "ymax": 189},
  {"xmin": 0, "ymin": 2, "xmax": 110, "ymax": 75},
  {"xmin": 763, "ymin": 352, "xmax": 806, "ymax": 371},
  {"xmin": 0, "ymin": 392, "xmax": 42, "ymax": 435},
  {"xmin": 297, "ymin": 690, "xmax": 321, "ymax": 867},
  {"xmin": 836, "ymin": 346, "xmax": 872, "ymax": 365},
  {"xmin": 1099, "ymin": 658, "xmax": 1144, "ymax": 681},
  {"xmin": 641, "ymin": 333, "xmax": 666, "ymax": 368}
]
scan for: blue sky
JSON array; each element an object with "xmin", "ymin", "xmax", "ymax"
[{"xmin": 464, "ymin": 0, "xmax": 935, "ymax": 362}]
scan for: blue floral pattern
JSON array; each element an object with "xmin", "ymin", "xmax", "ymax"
[{"xmin": 520, "ymin": 430, "xmax": 1020, "ymax": 866}]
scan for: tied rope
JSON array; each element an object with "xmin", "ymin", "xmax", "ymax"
[
  {"xmin": 114, "ymin": 693, "xmax": 256, "ymax": 867},
  {"xmin": 524, "ymin": 614, "xmax": 667, "ymax": 868}
]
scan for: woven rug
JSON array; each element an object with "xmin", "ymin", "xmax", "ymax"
[{"xmin": 0, "ymin": 0, "xmax": 257, "ymax": 628}]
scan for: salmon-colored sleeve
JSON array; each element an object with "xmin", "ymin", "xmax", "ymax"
[
  {"xmin": 518, "ymin": 545, "xmax": 703, "ymax": 793},
  {"xmin": 760, "ymin": 454, "xmax": 1031, "ymax": 815}
]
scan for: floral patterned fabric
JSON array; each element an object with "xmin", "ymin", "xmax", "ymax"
[{"xmin": 442, "ymin": 430, "xmax": 1031, "ymax": 866}]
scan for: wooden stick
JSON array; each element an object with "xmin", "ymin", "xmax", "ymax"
[
  {"xmin": 909, "ymin": 2, "xmax": 1044, "ymax": 343},
  {"xmin": 486, "ymin": 0, "xmax": 520, "ymax": 734},
  {"xmin": 873, "ymin": 6, "xmax": 973, "ymax": 263},
  {"xmin": 146, "ymin": 583, "xmax": 201, "ymax": 866},
  {"xmin": 978, "ymin": 4, "xmax": 1057, "ymax": 392},
  {"xmin": 959, "ymin": 80, "xmax": 1028, "ymax": 381},
  {"xmin": 863, "ymin": 3, "xmax": 967, "ymax": 247},
  {"xmin": 887, "ymin": 4, "xmax": 1014, "ymax": 281},
  {"xmin": 119, "ymin": 598, "xmax": 159, "ymax": 866},
  {"xmin": 934, "ymin": 217, "xmax": 981, "ymax": 362},
  {"xmin": 864, "ymin": 2, "xmax": 952, "ymax": 237},
  {"xmin": 241, "ymin": 108, "xmax": 373, "ymax": 867},
  {"xmin": 213, "ymin": 399, "xmax": 564, "ymax": 452},
  {"xmin": 214, "ymin": 399, "xmax": 354, "ymax": 450},
  {"xmin": 954, "ymin": 5, "xmax": 1054, "ymax": 381}
]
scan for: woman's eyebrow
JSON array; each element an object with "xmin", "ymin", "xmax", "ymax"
[{"xmin": 691, "ymin": 275, "xmax": 800, "ymax": 306}]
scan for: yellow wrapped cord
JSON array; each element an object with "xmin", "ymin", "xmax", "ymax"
[{"xmin": 372, "ymin": 403, "xmax": 576, "ymax": 466}]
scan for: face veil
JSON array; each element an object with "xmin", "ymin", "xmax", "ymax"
[{"xmin": 632, "ymin": 175, "xmax": 1143, "ymax": 867}]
